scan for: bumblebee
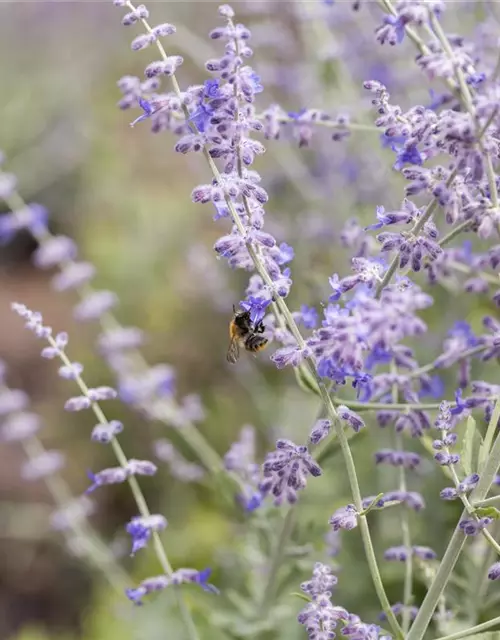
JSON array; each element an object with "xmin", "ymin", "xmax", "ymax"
[{"xmin": 227, "ymin": 306, "xmax": 269, "ymax": 364}]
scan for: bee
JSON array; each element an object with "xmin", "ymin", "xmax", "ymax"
[{"xmin": 227, "ymin": 305, "xmax": 269, "ymax": 364}]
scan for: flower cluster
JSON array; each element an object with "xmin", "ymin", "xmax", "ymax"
[
  {"xmin": 297, "ymin": 563, "xmax": 391, "ymax": 640},
  {"xmin": 259, "ymin": 438, "xmax": 322, "ymax": 505}
]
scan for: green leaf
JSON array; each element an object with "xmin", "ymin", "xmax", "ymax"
[
  {"xmin": 478, "ymin": 424, "xmax": 490, "ymax": 473},
  {"xmin": 474, "ymin": 506, "xmax": 500, "ymax": 520},
  {"xmin": 289, "ymin": 592, "xmax": 312, "ymax": 603},
  {"xmin": 360, "ymin": 493, "xmax": 385, "ymax": 516},
  {"xmin": 462, "ymin": 413, "xmax": 477, "ymax": 476},
  {"xmin": 294, "ymin": 365, "xmax": 321, "ymax": 397}
]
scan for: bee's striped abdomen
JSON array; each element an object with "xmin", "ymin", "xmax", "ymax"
[{"xmin": 244, "ymin": 335, "xmax": 268, "ymax": 353}]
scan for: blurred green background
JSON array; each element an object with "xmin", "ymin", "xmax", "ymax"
[{"xmin": 1, "ymin": 1, "xmax": 499, "ymax": 639}]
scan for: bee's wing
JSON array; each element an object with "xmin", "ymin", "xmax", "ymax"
[{"xmin": 226, "ymin": 337, "xmax": 240, "ymax": 364}]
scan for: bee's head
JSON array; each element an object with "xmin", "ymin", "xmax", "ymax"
[{"xmin": 232, "ymin": 308, "xmax": 252, "ymax": 328}]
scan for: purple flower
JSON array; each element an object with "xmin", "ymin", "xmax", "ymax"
[
  {"xmin": 91, "ymin": 420, "xmax": 124, "ymax": 444},
  {"xmin": 488, "ymin": 562, "xmax": 500, "ymax": 580},
  {"xmin": 434, "ymin": 451, "xmax": 460, "ymax": 466},
  {"xmin": 126, "ymin": 458, "xmax": 157, "ymax": 477},
  {"xmin": 297, "ymin": 564, "xmax": 349, "ymax": 638},
  {"xmin": 126, "ymin": 514, "xmax": 168, "ymax": 556},
  {"xmin": 33, "ymin": 235, "xmax": 77, "ymax": 269},
  {"xmin": 288, "ymin": 108, "xmax": 307, "ymax": 120},
  {"xmin": 450, "ymin": 388, "xmax": 467, "ymax": 416},
  {"xmin": 240, "ymin": 295, "xmax": 272, "ymax": 324},
  {"xmin": 125, "ymin": 575, "xmax": 169, "ymax": 605},
  {"xmin": 456, "ymin": 473, "xmax": 479, "ymax": 494},
  {"xmin": 412, "ymin": 545, "xmax": 437, "ymax": 560},
  {"xmin": 374, "ymin": 449, "xmax": 421, "ymax": 469},
  {"xmin": 419, "ymin": 375, "xmax": 444, "ymax": 400},
  {"xmin": 65, "ymin": 396, "xmax": 92, "ymax": 412},
  {"xmin": 170, "ymin": 567, "xmax": 219, "ymax": 594},
  {"xmin": 299, "ymin": 305, "xmax": 318, "ymax": 329},
  {"xmin": 300, "ymin": 562, "xmax": 337, "ymax": 597},
  {"xmin": 440, "ymin": 487, "xmax": 458, "ymax": 500},
  {"xmin": 86, "ymin": 466, "xmax": 128, "ymax": 493},
  {"xmin": 189, "ymin": 101, "xmax": 214, "ymax": 133},
  {"xmin": 329, "ymin": 504, "xmax": 358, "ymax": 531},
  {"xmin": 309, "ymin": 419, "xmax": 332, "ymax": 445},
  {"xmin": 394, "ymin": 143, "xmax": 423, "ymax": 171},
  {"xmin": 379, "ymin": 490, "xmax": 425, "ymax": 511},
  {"xmin": 385, "ymin": 15, "xmax": 406, "ymax": 44},
  {"xmin": 130, "ymin": 97, "xmax": 153, "ymax": 127},
  {"xmin": 271, "ymin": 345, "xmax": 311, "ymax": 369},
  {"xmin": 381, "ymin": 132, "xmax": 407, "ymax": 150},
  {"xmin": 276, "ymin": 242, "xmax": 294, "ymax": 265},
  {"xmin": 384, "ymin": 546, "xmax": 411, "ymax": 562},
  {"xmin": 0, "ymin": 204, "xmax": 48, "ymax": 244},
  {"xmin": 459, "ymin": 517, "xmax": 492, "ymax": 536},
  {"xmin": 337, "ymin": 405, "xmax": 365, "ymax": 432},
  {"xmin": 259, "ymin": 439, "xmax": 322, "ymax": 506}
]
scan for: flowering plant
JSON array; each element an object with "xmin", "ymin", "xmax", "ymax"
[{"xmin": 3, "ymin": 1, "xmax": 500, "ymax": 639}]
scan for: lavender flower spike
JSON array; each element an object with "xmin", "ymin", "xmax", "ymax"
[
  {"xmin": 11, "ymin": 302, "xmax": 190, "ymax": 610},
  {"xmin": 259, "ymin": 439, "xmax": 322, "ymax": 506}
]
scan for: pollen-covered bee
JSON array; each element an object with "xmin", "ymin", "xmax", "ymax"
[{"xmin": 227, "ymin": 305, "xmax": 269, "ymax": 364}]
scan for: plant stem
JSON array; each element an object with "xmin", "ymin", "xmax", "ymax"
[
  {"xmin": 408, "ymin": 345, "xmax": 488, "ymax": 381},
  {"xmin": 320, "ymin": 389, "xmax": 404, "ymax": 639},
  {"xmin": 332, "ymin": 399, "xmax": 444, "ymax": 412},
  {"xmin": 470, "ymin": 403, "xmax": 500, "ymax": 504},
  {"xmin": 447, "ymin": 261, "xmax": 500, "ymax": 287},
  {"xmin": 470, "ymin": 522, "xmax": 500, "ymax": 624},
  {"xmin": 257, "ymin": 508, "xmax": 296, "ymax": 617},
  {"xmin": 438, "ymin": 221, "xmax": 473, "ymax": 248},
  {"xmin": 49, "ymin": 336, "xmax": 200, "ymax": 640},
  {"xmin": 408, "ymin": 398, "xmax": 500, "ymax": 640},
  {"xmin": 434, "ymin": 614, "xmax": 500, "ymax": 640},
  {"xmin": 392, "ymin": 361, "xmax": 413, "ymax": 634},
  {"xmin": 128, "ymin": 5, "xmax": 403, "ymax": 635},
  {"xmin": 474, "ymin": 494, "xmax": 500, "ymax": 508},
  {"xmin": 407, "ymin": 520, "xmax": 467, "ymax": 640},
  {"xmin": 255, "ymin": 113, "xmax": 381, "ymax": 133}
]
